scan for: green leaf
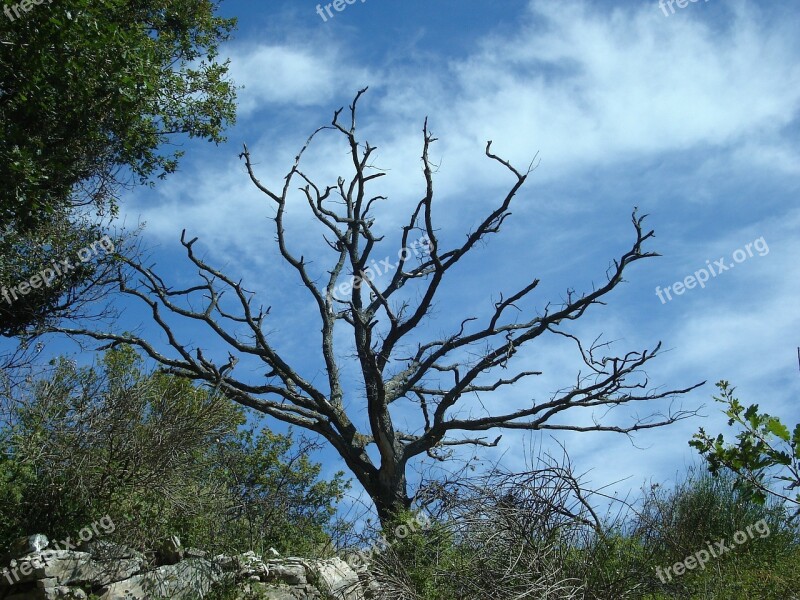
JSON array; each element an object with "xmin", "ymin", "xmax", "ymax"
[{"xmin": 766, "ymin": 417, "xmax": 791, "ymax": 442}]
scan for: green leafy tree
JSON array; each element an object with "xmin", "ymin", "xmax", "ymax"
[
  {"xmin": 210, "ymin": 427, "xmax": 351, "ymax": 555},
  {"xmin": 0, "ymin": 0, "xmax": 237, "ymax": 230},
  {"xmin": 690, "ymin": 380, "xmax": 800, "ymax": 518},
  {"xmin": 0, "ymin": 0, "xmax": 236, "ymax": 344}
]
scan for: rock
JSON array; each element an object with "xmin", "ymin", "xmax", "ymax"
[
  {"xmin": 235, "ymin": 582, "xmax": 306, "ymax": 600},
  {"xmin": 37, "ymin": 580, "xmax": 88, "ymax": 600},
  {"xmin": 307, "ymin": 558, "xmax": 362, "ymax": 600},
  {"xmin": 266, "ymin": 558, "xmax": 307, "ymax": 585},
  {"xmin": 214, "ymin": 554, "xmax": 236, "ymax": 571},
  {"xmin": 3, "ymin": 535, "xmax": 49, "ymax": 564},
  {"xmin": 264, "ymin": 557, "xmax": 361, "ymax": 599},
  {"xmin": 4, "ymin": 580, "xmax": 87, "ymax": 600},
  {"xmin": 13, "ymin": 549, "xmax": 144, "ymax": 587},
  {"xmin": 259, "ymin": 590, "xmax": 303, "ymax": 600},
  {"xmin": 185, "ymin": 547, "xmax": 207, "ymax": 559},
  {"xmin": 0, "ymin": 536, "xmax": 366, "ymax": 600},
  {"xmin": 75, "ymin": 540, "xmax": 141, "ymax": 562},
  {"xmin": 98, "ymin": 558, "xmax": 222, "ymax": 600},
  {"xmin": 235, "ymin": 551, "xmax": 269, "ymax": 580}
]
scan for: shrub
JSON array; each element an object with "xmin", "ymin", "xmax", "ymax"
[{"xmin": 0, "ymin": 346, "xmax": 349, "ymax": 555}]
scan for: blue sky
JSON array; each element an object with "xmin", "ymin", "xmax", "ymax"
[{"xmin": 38, "ymin": 0, "xmax": 800, "ymax": 515}]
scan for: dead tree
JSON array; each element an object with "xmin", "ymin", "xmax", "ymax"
[{"xmin": 53, "ymin": 89, "xmax": 702, "ymax": 527}]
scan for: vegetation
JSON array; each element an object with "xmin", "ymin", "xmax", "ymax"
[
  {"xmin": 0, "ymin": 347, "xmax": 349, "ymax": 556},
  {"xmin": 691, "ymin": 380, "xmax": 800, "ymax": 517},
  {"xmin": 364, "ymin": 466, "xmax": 800, "ymax": 600},
  {"xmin": 0, "ymin": 212, "xmax": 123, "ymax": 338},
  {"xmin": 0, "ymin": 0, "xmax": 236, "ymax": 341},
  {"xmin": 0, "ymin": 2, "xmax": 788, "ymax": 598},
  {"xmin": 0, "ymin": 0, "xmax": 236, "ymax": 230},
  {"xmin": 0, "ymin": 353, "xmax": 794, "ymax": 599}
]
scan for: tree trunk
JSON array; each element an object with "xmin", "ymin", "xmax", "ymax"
[{"xmin": 369, "ymin": 467, "xmax": 412, "ymax": 530}]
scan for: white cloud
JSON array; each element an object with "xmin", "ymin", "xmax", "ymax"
[
  {"xmin": 389, "ymin": 0, "xmax": 800, "ymax": 193},
  {"xmin": 227, "ymin": 44, "xmax": 374, "ymax": 116},
  {"xmin": 133, "ymin": 0, "xmax": 800, "ymax": 243}
]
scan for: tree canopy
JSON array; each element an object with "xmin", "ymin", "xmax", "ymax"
[
  {"xmin": 0, "ymin": 0, "xmax": 237, "ymax": 345},
  {"xmin": 0, "ymin": 0, "xmax": 237, "ymax": 230}
]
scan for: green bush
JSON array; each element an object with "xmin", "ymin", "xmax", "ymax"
[
  {"xmin": 691, "ymin": 380, "xmax": 800, "ymax": 517},
  {"xmin": 0, "ymin": 347, "xmax": 350, "ymax": 555},
  {"xmin": 631, "ymin": 468, "xmax": 798, "ymax": 599}
]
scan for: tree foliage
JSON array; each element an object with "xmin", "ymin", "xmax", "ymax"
[
  {"xmin": 0, "ymin": 347, "xmax": 349, "ymax": 555},
  {"xmin": 0, "ymin": 0, "xmax": 237, "ymax": 230},
  {"xmin": 0, "ymin": 211, "xmax": 123, "ymax": 338},
  {"xmin": 691, "ymin": 380, "xmax": 800, "ymax": 518},
  {"xmin": 1, "ymin": 0, "xmax": 236, "ymax": 350}
]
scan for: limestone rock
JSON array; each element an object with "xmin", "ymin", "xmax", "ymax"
[
  {"xmin": 0, "ymin": 534, "xmax": 366, "ymax": 600},
  {"xmin": 308, "ymin": 558, "xmax": 362, "ymax": 600},
  {"xmin": 6, "ymin": 535, "xmax": 50, "ymax": 561},
  {"xmin": 186, "ymin": 547, "xmax": 208, "ymax": 559},
  {"xmin": 98, "ymin": 558, "xmax": 222, "ymax": 600},
  {"xmin": 265, "ymin": 558, "xmax": 307, "ymax": 585},
  {"xmin": 76, "ymin": 540, "xmax": 142, "ymax": 562},
  {"xmin": 235, "ymin": 550, "xmax": 270, "ymax": 580}
]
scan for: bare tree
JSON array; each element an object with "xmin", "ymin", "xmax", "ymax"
[{"xmin": 52, "ymin": 89, "xmax": 701, "ymax": 526}]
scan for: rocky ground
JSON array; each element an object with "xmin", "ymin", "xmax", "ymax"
[{"xmin": 0, "ymin": 534, "xmax": 366, "ymax": 600}]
